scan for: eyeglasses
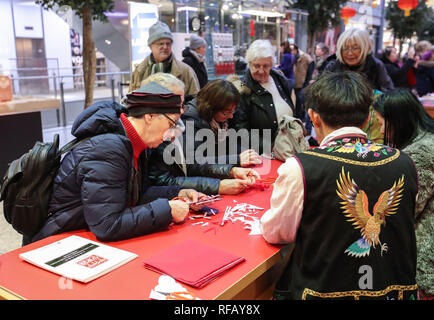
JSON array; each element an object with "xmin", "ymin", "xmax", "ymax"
[
  {"xmin": 342, "ymin": 46, "xmax": 361, "ymax": 54},
  {"xmin": 153, "ymin": 41, "xmax": 172, "ymax": 48},
  {"xmin": 161, "ymin": 113, "xmax": 178, "ymax": 129}
]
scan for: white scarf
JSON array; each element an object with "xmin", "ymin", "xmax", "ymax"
[{"xmin": 190, "ymin": 49, "xmax": 205, "ymax": 64}]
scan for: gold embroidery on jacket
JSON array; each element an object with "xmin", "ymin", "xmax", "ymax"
[
  {"xmin": 303, "ymin": 150, "xmax": 400, "ymax": 166},
  {"xmin": 302, "ymin": 284, "xmax": 418, "ymax": 300}
]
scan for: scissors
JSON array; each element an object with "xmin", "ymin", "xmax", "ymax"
[
  {"xmin": 172, "ymin": 195, "xmax": 222, "ymax": 206},
  {"xmin": 158, "ymin": 290, "xmax": 197, "ymax": 300},
  {"xmin": 261, "ymin": 153, "xmax": 275, "ymax": 160},
  {"xmin": 256, "ymin": 177, "xmax": 277, "ymax": 185}
]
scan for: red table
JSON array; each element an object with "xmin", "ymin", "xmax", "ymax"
[{"xmin": 0, "ymin": 159, "xmax": 289, "ymax": 300}]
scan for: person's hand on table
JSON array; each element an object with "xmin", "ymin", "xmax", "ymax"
[
  {"xmin": 168, "ymin": 200, "xmax": 189, "ymax": 223},
  {"xmin": 239, "ymin": 149, "xmax": 262, "ymax": 167},
  {"xmin": 230, "ymin": 167, "xmax": 261, "ymax": 183},
  {"xmin": 176, "ymin": 189, "xmax": 208, "ymax": 212},
  {"xmin": 218, "ymin": 179, "xmax": 252, "ymax": 195},
  {"xmin": 178, "ymin": 189, "xmax": 207, "ymax": 203}
]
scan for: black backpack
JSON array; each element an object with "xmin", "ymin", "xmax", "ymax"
[{"xmin": 0, "ymin": 134, "xmax": 88, "ymax": 239}]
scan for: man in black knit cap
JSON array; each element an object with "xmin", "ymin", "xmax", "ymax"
[{"xmin": 30, "ymin": 82, "xmax": 204, "ymax": 244}]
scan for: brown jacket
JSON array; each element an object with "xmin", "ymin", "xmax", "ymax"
[
  {"xmin": 128, "ymin": 55, "xmax": 200, "ymax": 95},
  {"xmin": 294, "ymin": 50, "xmax": 313, "ymax": 89}
]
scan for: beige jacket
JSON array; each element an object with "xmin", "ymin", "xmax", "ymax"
[
  {"xmin": 294, "ymin": 50, "xmax": 313, "ymax": 89},
  {"xmin": 128, "ymin": 55, "xmax": 200, "ymax": 95}
]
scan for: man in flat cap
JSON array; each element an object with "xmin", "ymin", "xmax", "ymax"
[
  {"xmin": 182, "ymin": 34, "xmax": 208, "ymax": 89},
  {"xmin": 129, "ymin": 21, "xmax": 200, "ymax": 98},
  {"xmin": 29, "ymin": 82, "xmax": 204, "ymax": 244}
]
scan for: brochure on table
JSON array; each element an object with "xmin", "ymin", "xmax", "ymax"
[{"xmin": 19, "ymin": 235, "xmax": 138, "ymax": 283}]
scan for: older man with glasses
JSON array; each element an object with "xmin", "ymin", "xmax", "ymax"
[
  {"xmin": 129, "ymin": 21, "xmax": 200, "ymax": 98},
  {"xmin": 29, "ymin": 81, "xmax": 205, "ymax": 245},
  {"xmin": 142, "ymin": 73, "xmax": 261, "ymax": 196}
]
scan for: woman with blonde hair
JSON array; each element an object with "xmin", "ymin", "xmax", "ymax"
[{"xmin": 325, "ymin": 28, "xmax": 394, "ymax": 91}]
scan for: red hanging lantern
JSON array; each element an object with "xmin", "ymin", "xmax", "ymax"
[
  {"xmin": 250, "ymin": 19, "xmax": 255, "ymax": 37},
  {"xmin": 398, "ymin": 0, "xmax": 418, "ymax": 17},
  {"xmin": 340, "ymin": 6, "xmax": 356, "ymax": 25}
]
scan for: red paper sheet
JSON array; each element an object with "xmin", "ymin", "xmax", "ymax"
[{"xmin": 143, "ymin": 239, "xmax": 245, "ymax": 288}]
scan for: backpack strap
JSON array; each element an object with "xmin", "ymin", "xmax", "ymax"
[{"xmin": 59, "ymin": 136, "xmax": 94, "ymax": 154}]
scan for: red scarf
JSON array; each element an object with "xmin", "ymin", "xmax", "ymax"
[
  {"xmin": 407, "ymin": 68, "xmax": 416, "ymax": 87},
  {"xmin": 120, "ymin": 113, "xmax": 147, "ymax": 169}
]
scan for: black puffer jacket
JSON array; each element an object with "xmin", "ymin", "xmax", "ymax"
[
  {"xmin": 324, "ymin": 54, "xmax": 394, "ymax": 91},
  {"xmin": 182, "ymin": 47, "xmax": 208, "ymax": 89},
  {"xmin": 30, "ymin": 101, "xmax": 182, "ymax": 244},
  {"xmin": 181, "ymin": 99, "xmax": 241, "ymax": 165},
  {"xmin": 148, "ymin": 139, "xmax": 235, "ymax": 195},
  {"xmin": 229, "ymin": 68, "xmax": 295, "ymax": 154},
  {"xmin": 381, "ymin": 57, "xmax": 415, "ymax": 88}
]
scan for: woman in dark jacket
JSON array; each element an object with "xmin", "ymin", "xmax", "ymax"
[
  {"xmin": 372, "ymin": 89, "xmax": 434, "ymax": 298},
  {"xmin": 181, "ymin": 79, "xmax": 262, "ymax": 167},
  {"xmin": 229, "ymin": 40, "xmax": 295, "ymax": 154},
  {"xmin": 140, "ymin": 73, "xmax": 259, "ymax": 195},
  {"xmin": 381, "ymin": 46, "xmax": 417, "ymax": 89},
  {"xmin": 149, "ymin": 134, "xmax": 259, "ymax": 195},
  {"xmin": 324, "ymin": 28, "xmax": 394, "ymax": 92},
  {"xmin": 182, "ymin": 34, "xmax": 208, "ymax": 89},
  {"xmin": 30, "ymin": 83, "xmax": 203, "ymax": 244}
]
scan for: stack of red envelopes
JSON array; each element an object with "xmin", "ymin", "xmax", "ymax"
[{"xmin": 143, "ymin": 240, "xmax": 245, "ymax": 288}]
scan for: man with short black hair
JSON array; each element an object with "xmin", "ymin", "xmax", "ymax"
[{"xmin": 261, "ymin": 71, "xmax": 418, "ymax": 300}]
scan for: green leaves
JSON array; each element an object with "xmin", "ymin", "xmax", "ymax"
[
  {"xmin": 294, "ymin": 0, "xmax": 347, "ymax": 36},
  {"xmin": 35, "ymin": 0, "xmax": 114, "ymax": 21},
  {"xmin": 385, "ymin": 0, "xmax": 431, "ymax": 42}
]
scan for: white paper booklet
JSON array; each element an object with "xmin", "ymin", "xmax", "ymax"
[{"xmin": 19, "ymin": 235, "xmax": 138, "ymax": 283}]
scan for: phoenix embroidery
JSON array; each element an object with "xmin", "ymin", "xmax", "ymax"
[{"xmin": 336, "ymin": 167, "xmax": 405, "ymax": 258}]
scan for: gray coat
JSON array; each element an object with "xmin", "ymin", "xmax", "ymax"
[{"xmin": 403, "ymin": 130, "xmax": 434, "ymax": 296}]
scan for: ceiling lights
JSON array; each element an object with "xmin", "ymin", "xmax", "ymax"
[{"xmin": 238, "ymin": 9, "xmax": 284, "ymax": 18}]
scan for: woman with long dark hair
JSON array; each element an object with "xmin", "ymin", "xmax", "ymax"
[
  {"xmin": 374, "ymin": 89, "xmax": 434, "ymax": 148},
  {"xmin": 182, "ymin": 79, "xmax": 262, "ymax": 167},
  {"xmin": 373, "ymin": 89, "xmax": 434, "ymax": 299}
]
